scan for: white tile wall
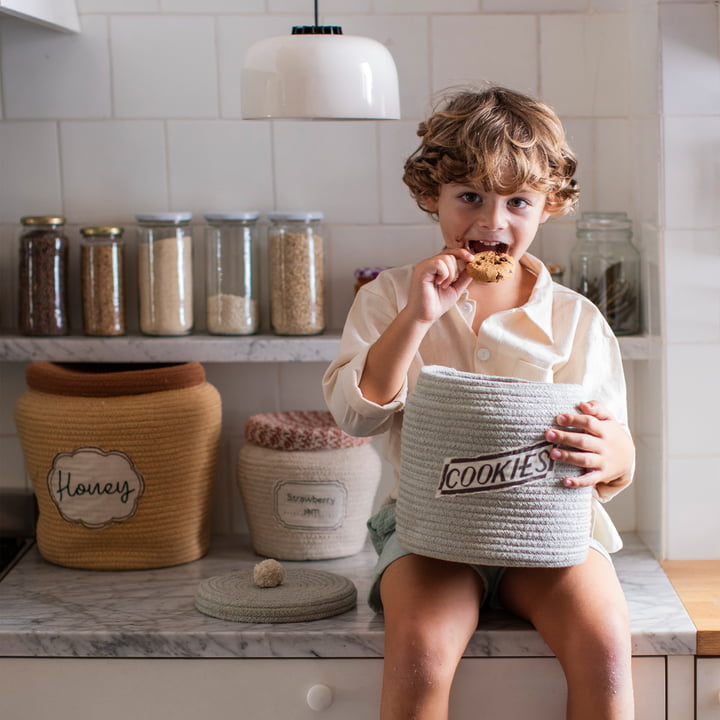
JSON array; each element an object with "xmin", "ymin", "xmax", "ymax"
[{"xmin": 3, "ymin": 0, "xmax": 713, "ymax": 546}]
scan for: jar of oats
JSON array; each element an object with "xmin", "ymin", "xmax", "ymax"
[
  {"xmin": 268, "ymin": 211, "xmax": 325, "ymax": 335},
  {"xmin": 80, "ymin": 226, "xmax": 126, "ymax": 336},
  {"xmin": 204, "ymin": 212, "xmax": 259, "ymax": 335},
  {"xmin": 18, "ymin": 216, "xmax": 69, "ymax": 336},
  {"xmin": 136, "ymin": 212, "xmax": 194, "ymax": 336}
]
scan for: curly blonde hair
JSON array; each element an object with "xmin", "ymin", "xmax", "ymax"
[{"xmin": 403, "ymin": 86, "xmax": 578, "ymax": 218}]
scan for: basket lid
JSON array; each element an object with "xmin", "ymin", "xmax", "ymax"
[
  {"xmin": 245, "ymin": 410, "xmax": 371, "ymax": 450},
  {"xmin": 25, "ymin": 362, "xmax": 206, "ymax": 397},
  {"xmin": 194, "ymin": 560, "xmax": 357, "ymax": 623}
]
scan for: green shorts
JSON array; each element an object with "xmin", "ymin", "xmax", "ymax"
[{"xmin": 366, "ymin": 502, "xmax": 611, "ymax": 615}]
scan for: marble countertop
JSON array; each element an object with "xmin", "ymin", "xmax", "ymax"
[{"xmin": 0, "ymin": 533, "xmax": 695, "ymax": 659}]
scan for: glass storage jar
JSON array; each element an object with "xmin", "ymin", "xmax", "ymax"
[
  {"xmin": 18, "ymin": 215, "xmax": 69, "ymax": 336},
  {"xmin": 267, "ymin": 211, "xmax": 325, "ymax": 335},
  {"xmin": 204, "ymin": 212, "xmax": 260, "ymax": 335},
  {"xmin": 136, "ymin": 212, "xmax": 194, "ymax": 336},
  {"xmin": 80, "ymin": 226, "xmax": 126, "ymax": 336},
  {"xmin": 569, "ymin": 212, "xmax": 641, "ymax": 336}
]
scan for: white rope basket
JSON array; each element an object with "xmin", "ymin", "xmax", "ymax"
[{"xmin": 396, "ymin": 366, "xmax": 592, "ymax": 568}]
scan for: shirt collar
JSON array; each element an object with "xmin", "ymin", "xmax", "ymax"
[{"xmin": 517, "ymin": 253, "xmax": 555, "ymax": 344}]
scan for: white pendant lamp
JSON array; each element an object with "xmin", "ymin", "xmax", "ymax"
[{"xmin": 241, "ymin": 2, "xmax": 400, "ymax": 120}]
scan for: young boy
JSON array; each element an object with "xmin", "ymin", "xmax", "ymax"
[{"xmin": 322, "ymin": 85, "xmax": 636, "ymax": 720}]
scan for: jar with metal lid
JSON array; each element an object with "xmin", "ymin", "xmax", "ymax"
[
  {"xmin": 204, "ymin": 212, "xmax": 259, "ymax": 335},
  {"xmin": 569, "ymin": 211, "xmax": 641, "ymax": 336},
  {"xmin": 267, "ymin": 211, "xmax": 325, "ymax": 335},
  {"xmin": 80, "ymin": 226, "xmax": 126, "ymax": 336},
  {"xmin": 136, "ymin": 212, "xmax": 194, "ymax": 336},
  {"xmin": 18, "ymin": 215, "xmax": 69, "ymax": 336}
]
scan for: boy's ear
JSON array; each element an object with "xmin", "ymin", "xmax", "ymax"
[{"xmin": 421, "ymin": 195, "xmax": 439, "ymax": 213}]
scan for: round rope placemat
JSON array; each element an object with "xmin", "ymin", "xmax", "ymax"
[{"xmin": 194, "ymin": 565, "xmax": 357, "ymax": 623}]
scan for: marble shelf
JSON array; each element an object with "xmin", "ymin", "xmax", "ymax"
[
  {"xmin": 0, "ymin": 533, "xmax": 695, "ymax": 659},
  {"xmin": 0, "ymin": 332, "xmax": 651, "ymax": 363}
]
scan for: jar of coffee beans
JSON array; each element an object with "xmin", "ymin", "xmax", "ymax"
[
  {"xmin": 569, "ymin": 212, "xmax": 641, "ymax": 336},
  {"xmin": 18, "ymin": 216, "xmax": 70, "ymax": 336},
  {"xmin": 136, "ymin": 212, "xmax": 194, "ymax": 336},
  {"xmin": 204, "ymin": 212, "xmax": 260, "ymax": 335},
  {"xmin": 267, "ymin": 211, "xmax": 325, "ymax": 335}
]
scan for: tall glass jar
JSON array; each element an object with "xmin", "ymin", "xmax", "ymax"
[
  {"xmin": 569, "ymin": 212, "xmax": 641, "ymax": 336},
  {"xmin": 80, "ymin": 226, "xmax": 126, "ymax": 336},
  {"xmin": 267, "ymin": 211, "xmax": 325, "ymax": 335},
  {"xmin": 204, "ymin": 212, "xmax": 259, "ymax": 335},
  {"xmin": 136, "ymin": 212, "xmax": 194, "ymax": 336},
  {"xmin": 18, "ymin": 216, "xmax": 69, "ymax": 336}
]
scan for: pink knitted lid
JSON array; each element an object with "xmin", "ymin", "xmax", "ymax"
[{"xmin": 245, "ymin": 410, "xmax": 372, "ymax": 451}]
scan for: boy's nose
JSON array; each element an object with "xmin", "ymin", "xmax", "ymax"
[{"xmin": 476, "ymin": 202, "xmax": 505, "ymax": 230}]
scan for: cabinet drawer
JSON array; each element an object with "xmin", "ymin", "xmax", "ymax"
[
  {"xmin": 697, "ymin": 658, "xmax": 720, "ymax": 719},
  {"xmin": 0, "ymin": 656, "xmax": 665, "ymax": 720}
]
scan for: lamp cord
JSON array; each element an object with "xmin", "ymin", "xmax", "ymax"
[{"xmin": 314, "ymin": 0, "xmax": 319, "ymax": 27}]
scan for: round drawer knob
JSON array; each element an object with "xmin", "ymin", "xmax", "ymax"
[{"xmin": 306, "ymin": 684, "xmax": 333, "ymax": 711}]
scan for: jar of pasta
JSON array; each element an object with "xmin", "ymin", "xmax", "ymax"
[
  {"xmin": 136, "ymin": 212, "xmax": 194, "ymax": 336},
  {"xmin": 18, "ymin": 216, "xmax": 69, "ymax": 336},
  {"xmin": 204, "ymin": 212, "xmax": 259, "ymax": 335},
  {"xmin": 80, "ymin": 226, "xmax": 126, "ymax": 336},
  {"xmin": 267, "ymin": 211, "xmax": 325, "ymax": 335}
]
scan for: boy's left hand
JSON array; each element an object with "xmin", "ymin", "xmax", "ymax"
[{"xmin": 544, "ymin": 400, "xmax": 635, "ymax": 492}]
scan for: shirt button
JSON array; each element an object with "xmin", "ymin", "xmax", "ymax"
[
  {"xmin": 461, "ymin": 302, "xmax": 473, "ymax": 314},
  {"xmin": 477, "ymin": 348, "xmax": 490, "ymax": 361}
]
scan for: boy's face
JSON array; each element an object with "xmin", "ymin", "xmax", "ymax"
[{"xmin": 424, "ymin": 182, "xmax": 551, "ymax": 260}]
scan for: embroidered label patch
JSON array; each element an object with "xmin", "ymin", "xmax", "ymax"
[
  {"xmin": 47, "ymin": 447, "xmax": 145, "ymax": 529},
  {"xmin": 436, "ymin": 441, "xmax": 554, "ymax": 497},
  {"xmin": 274, "ymin": 481, "xmax": 347, "ymax": 530}
]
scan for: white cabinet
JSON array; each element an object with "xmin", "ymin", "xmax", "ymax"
[
  {"xmin": 0, "ymin": 656, "xmax": 667, "ymax": 720},
  {"xmin": 0, "ymin": 0, "xmax": 79, "ymax": 32},
  {"xmin": 698, "ymin": 658, "xmax": 720, "ymax": 719}
]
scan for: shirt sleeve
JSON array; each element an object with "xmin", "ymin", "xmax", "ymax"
[
  {"xmin": 322, "ymin": 278, "xmax": 408, "ymax": 438},
  {"xmin": 554, "ymin": 301, "xmax": 634, "ymax": 502}
]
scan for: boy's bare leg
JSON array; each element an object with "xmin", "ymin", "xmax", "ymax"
[
  {"xmin": 500, "ymin": 550, "xmax": 634, "ymax": 720},
  {"xmin": 379, "ymin": 554, "xmax": 484, "ymax": 720}
]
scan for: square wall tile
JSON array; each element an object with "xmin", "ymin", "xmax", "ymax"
[
  {"xmin": 269, "ymin": 0, "xmax": 371, "ymax": 14},
  {"xmin": 326, "ymin": 223, "xmax": 440, "ymax": 330},
  {"xmin": 76, "ymin": 0, "xmax": 159, "ymax": 10},
  {"xmin": 666, "ymin": 343, "xmax": 720, "ymax": 457},
  {"xmin": 482, "ymin": 0, "xmax": 589, "ymax": 10},
  {"xmin": 0, "ymin": 437, "xmax": 27, "ymax": 491},
  {"xmin": 664, "ymin": 117, "xmax": 720, "ymax": 230},
  {"xmin": 273, "ymin": 121, "xmax": 380, "ymax": 224},
  {"xmin": 167, "ymin": 120, "xmax": 274, "ymax": 216},
  {"xmin": 0, "ymin": 122, "xmax": 62, "ymax": 224},
  {"xmin": 379, "ymin": 120, "xmax": 433, "ymax": 224},
  {"xmin": 663, "ymin": 229, "xmax": 720, "ymax": 344},
  {"xmin": 0, "ymin": 363, "xmax": 27, "ymax": 435},
  {"xmin": 595, "ymin": 118, "xmax": 634, "ymax": 214},
  {"xmin": 431, "ymin": 15, "xmax": 538, "ymax": 96},
  {"xmin": 60, "ymin": 121, "xmax": 168, "ymax": 223},
  {"xmin": 541, "ymin": 14, "xmax": 630, "ymax": 118},
  {"xmin": 660, "ymin": 3, "xmax": 720, "ymax": 116},
  {"xmin": 666, "ymin": 456, "xmax": 720, "ymax": 559},
  {"xmin": 277, "ymin": 363, "xmax": 329, "ymax": 410},
  {"xmin": 0, "ymin": 15, "xmax": 111, "ymax": 119},
  {"xmin": 161, "ymin": 0, "xmax": 263, "ymax": 10},
  {"xmin": 111, "ymin": 15, "xmax": 218, "ymax": 118},
  {"xmin": 378, "ymin": 0, "xmax": 477, "ymax": 12}
]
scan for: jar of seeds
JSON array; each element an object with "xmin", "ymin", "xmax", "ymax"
[
  {"xmin": 268, "ymin": 211, "xmax": 325, "ymax": 335},
  {"xmin": 569, "ymin": 212, "xmax": 641, "ymax": 336},
  {"xmin": 136, "ymin": 212, "xmax": 194, "ymax": 336},
  {"xmin": 80, "ymin": 226, "xmax": 126, "ymax": 336},
  {"xmin": 204, "ymin": 212, "xmax": 259, "ymax": 335},
  {"xmin": 18, "ymin": 216, "xmax": 70, "ymax": 336}
]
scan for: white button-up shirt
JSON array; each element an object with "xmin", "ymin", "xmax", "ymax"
[{"xmin": 322, "ymin": 253, "xmax": 631, "ymax": 553}]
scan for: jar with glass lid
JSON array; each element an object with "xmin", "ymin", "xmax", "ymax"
[
  {"xmin": 18, "ymin": 215, "xmax": 69, "ymax": 336},
  {"xmin": 569, "ymin": 211, "xmax": 641, "ymax": 336},
  {"xmin": 80, "ymin": 226, "xmax": 126, "ymax": 336},
  {"xmin": 204, "ymin": 212, "xmax": 259, "ymax": 335},
  {"xmin": 267, "ymin": 211, "xmax": 325, "ymax": 335},
  {"xmin": 136, "ymin": 212, "xmax": 194, "ymax": 336}
]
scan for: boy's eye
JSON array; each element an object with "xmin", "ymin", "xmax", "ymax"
[
  {"xmin": 508, "ymin": 197, "xmax": 529, "ymax": 209},
  {"xmin": 460, "ymin": 192, "xmax": 481, "ymax": 203}
]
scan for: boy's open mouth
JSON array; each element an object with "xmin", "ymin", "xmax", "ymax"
[{"xmin": 467, "ymin": 240, "xmax": 509, "ymax": 255}]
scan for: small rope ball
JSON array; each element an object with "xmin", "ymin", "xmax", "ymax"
[{"xmin": 253, "ymin": 558, "xmax": 286, "ymax": 588}]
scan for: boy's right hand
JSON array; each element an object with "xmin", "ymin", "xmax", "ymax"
[{"xmin": 406, "ymin": 248, "xmax": 475, "ymax": 325}]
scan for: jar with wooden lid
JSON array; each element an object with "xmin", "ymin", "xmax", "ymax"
[
  {"xmin": 267, "ymin": 211, "xmax": 325, "ymax": 335},
  {"xmin": 80, "ymin": 226, "xmax": 126, "ymax": 336},
  {"xmin": 136, "ymin": 212, "xmax": 194, "ymax": 336},
  {"xmin": 18, "ymin": 215, "xmax": 69, "ymax": 336},
  {"xmin": 204, "ymin": 212, "xmax": 259, "ymax": 335}
]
